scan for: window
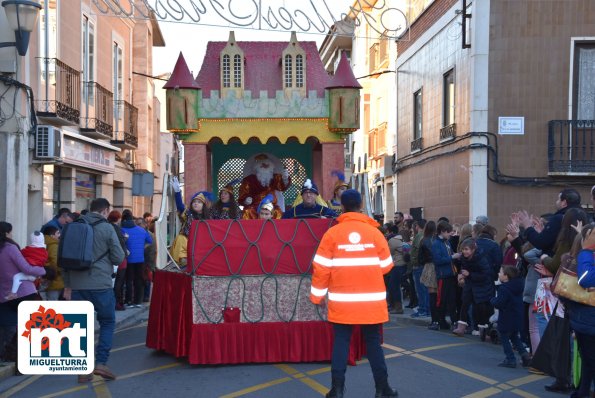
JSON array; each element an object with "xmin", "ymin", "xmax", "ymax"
[
  {"xmin": 222, "ymin": 54, "xmax": 230, "ymax": 88},
  {"xmin": 296, "ymin": 55, "xmax": 304, "ymax": 88},
  {"xmin": 573, "ymin": 43, "xmax": 595, "ymax": 119},
  {"xmin": 113, "ymin": 42, "xmax": 123, "ymax": 127},
  {"xmin": 82, "ymin": 15, "xmax": 95, "ymax": 106},
  {"xmin": 413, "ymin": 89, "xmax": 422, "ymax": 140},
  {"xmin": 39, "ymin": 0, "xmax": 57, "ymax": 79},
  {"xmin": 285, "ymin": 54, "xmax": 292, "ymax": 88},
  {"xmin": 443, "ymin": 69, "xmax": 455, "ymax": 126},
  {"xmin": 233, "ymin": 54, "xmax": 242, "ymax": 88}
]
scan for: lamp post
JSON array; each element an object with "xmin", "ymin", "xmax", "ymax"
[{"xmin": 0, "ymin": 0, "xmax": 42, "ymax": 56}]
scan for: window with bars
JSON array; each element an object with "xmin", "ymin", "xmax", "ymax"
[
  {"xmin": 296, "ymin": 55, "xmax": 303, "ymax": 88},
  {"xmin": 285, "ymin": 54, "xmax": 293, "ymax": 88},
  {"xmin": 233, "ymin": 54, "xmax": 242, "ymax": 88},
  {"xmin": 222, "ymin": 54, "xmax": 230, "ymax": 88}
]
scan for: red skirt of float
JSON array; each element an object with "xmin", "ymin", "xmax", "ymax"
[{"xmin": 146, "ymin": 219, "xmax": 372, "ymax": 365}]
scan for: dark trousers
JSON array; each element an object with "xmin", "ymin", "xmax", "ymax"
[
  {"xmin": 114, "ymin": 267, "xmax": 126, "ymax": 305},
  {"xmin": 437, "ymin": 277, "xmax": 458, "ymax": 324},
  {"xmin": 331, "ymin": 323, "xmax": 388, "ymax": 384},
  {"xmin": 500, "ymin": 330, "xmax": 525, "ymax": 363},
  {"xmin": 576, "ymin": 332, "xmax": 595, "ymax": 397},
  {"xmin": 459, "ymin": 294, "xmax": 492, "ymax": 326},
  {"xmin": 125, "ymin": 262, "xmax": 144, "ymax": 305}
]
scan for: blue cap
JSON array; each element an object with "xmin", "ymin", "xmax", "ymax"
[{"xmin": 340, "ymin": 189, "xmax": 362, "ymax": 208}]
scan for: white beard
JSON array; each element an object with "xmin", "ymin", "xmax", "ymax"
[{"xmin": 255, "ymin": 165, "xmax": 274, "ymax": 187}]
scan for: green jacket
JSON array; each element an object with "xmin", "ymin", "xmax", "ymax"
[
  {"xmin": 410, "ymin": 231, "xmax": 424, "ymax": 268},
  {"xmin": 63, "ymin": 212, "xmax": 125, "ymax": 290}
]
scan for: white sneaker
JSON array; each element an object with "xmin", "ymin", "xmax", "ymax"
[{"xmin": 471, "ymin": 330, "xmax": 480, "ymax": 336}]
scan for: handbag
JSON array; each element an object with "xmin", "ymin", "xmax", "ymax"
[
  {"xmin": 530, "ymin": 302, "xmax": 571, "ymax": 379},
  {"xmin": 420, "ymin": 262, "xmax": 437, "ymax": 289},
  {"xmin": 551, "ymin": 253, "xmax": 595, "ymax": 306}
]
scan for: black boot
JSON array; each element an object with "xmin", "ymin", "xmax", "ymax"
[
  {"xmin": 326, "ymin": 378, "xmax": 345, "ymax": 398},
  {"xmin": 375, "ymin": 379, "xmax": 398, "ymax": 398}
]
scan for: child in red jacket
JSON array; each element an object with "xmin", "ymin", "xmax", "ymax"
[{"xmin": 5, "ymin": 231, "xmax": 48, "ymax": 300}]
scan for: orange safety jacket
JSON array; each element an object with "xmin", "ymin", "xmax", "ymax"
[{"xmin": 310, "ymin": 212, "xmax": 394, "ymax": 324}]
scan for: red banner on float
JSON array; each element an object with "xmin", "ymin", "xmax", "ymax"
[{"xmin": 187, "ymin": 219, "xmax": 335, "ymax": 276}]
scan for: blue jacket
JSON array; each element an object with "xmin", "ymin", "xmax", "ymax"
[
  {"xmin": 431, "ymin": 237, "xmax": 456, "ymax": 279},
  {"xmin": 42, "ymin": 217, "xmax": 62, "ymax": 232},
  {"xmin": 491, "ymin": 277, "xmax": 524, "ymax": 333},
  {"xmin": 568, "ymin": 249, "xmax": 595, "ymax": 335},
  {"xmin": 476, "ymin": 235, "xmax": 503, "ymax": 280},
  {"xmin": 121, "ymin": 220, "xmax": 153, "ymax": 263},
  {"xmin": 460, "ymin": 250, "xmax": 495, "ymax": 304}
]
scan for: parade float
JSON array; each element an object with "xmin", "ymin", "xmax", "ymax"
[{"xmin": 147, "ymin": 31, "xmax": 363, "ymax": 365}]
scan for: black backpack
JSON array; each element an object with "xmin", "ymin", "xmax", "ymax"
[{"xmin": 58, "ymin": 218, "xmax": 109, "ymax": 271}]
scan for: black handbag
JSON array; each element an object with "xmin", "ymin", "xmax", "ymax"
[{"xmin": 529, "ymin": 302, "xmax": 571, "ymax": 379}]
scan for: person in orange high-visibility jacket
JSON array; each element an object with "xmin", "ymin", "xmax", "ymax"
[{"xmin": 310, "ymin": 189, "xmax": 398, "ymax": 398}]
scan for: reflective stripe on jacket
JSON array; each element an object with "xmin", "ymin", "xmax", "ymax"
[{"xmin": 310, "ymin": 212, "xmax": 394, "ymax": 324}]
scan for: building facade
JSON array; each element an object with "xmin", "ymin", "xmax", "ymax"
[
  {"xmin": 0, "ymin": 0, "xmax": 165, "ymax": 243},
  {"xmin": 394, "ymin": 0, "xmax": 594, "ymax": 231}
]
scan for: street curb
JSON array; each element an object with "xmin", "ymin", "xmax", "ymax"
[{"xmin": 0, "ymin": 305, "xmax": 150, "ymax": 384}]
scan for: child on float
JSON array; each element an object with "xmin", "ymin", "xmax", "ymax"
[
  {"xmin": 453, "ymin": 238, "xmax": 495, "ymax": 338},
  {"xmin": 326, "ymin": 170, "xmax": 348, "ymax": 216},
  {"xmin": 210, "ymin": 184, "xmax": 241, "ymax": 220},
  {"xmin": 169, "ymin": 176, "xmax": 213, "ymax": 267},
  {"xmin": 490, "ymin": 265, "xmax": 531, "ymax": 368},
  {"xmin": 258, "ymin": 195, "xmax": 275, "ymax": 220}
]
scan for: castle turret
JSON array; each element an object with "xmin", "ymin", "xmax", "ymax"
[
  {"xmin": 164, "ymin": 52, "xmax": 201, "ymax": 133},
  {"xmin": 326, "ymin": 52, "xmax": 362, "ymax": 133}
]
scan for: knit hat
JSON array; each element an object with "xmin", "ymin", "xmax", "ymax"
[
  {"xmin": 301, "ymin": 179, "xmax": 319, "ymax": 195},
  {"xmin": 331, "ymin": 170, "xmax": 348, "ymax": 193},
  {"xmin": 30, "ymin": 231, "xmax": 46, "ymax": 248},
  {"xmin": 475, "ymin": 215, "xmax": 489, "ymax": 226},
  {"xmin": 340, "ymin": 189, "xmax": 362, "ymax": 208},
  {"xmin": 257, "ymin": 194, "xmax": 275, "ymax": 214}
]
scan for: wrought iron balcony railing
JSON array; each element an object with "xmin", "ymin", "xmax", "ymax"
[
  {"xmin": 548, "ymin": 120, "xmax": 595, "ymax": 174},
  {"xmin": 80, "ymin": 82, "xmax": 114, "ymax": 139},
  {"xmin": 411, "ymin": 137, "xmax": 423, "ymax": 152},
  {"xmin": 440, "ymin": 123, "xmax": 456, "ymax": 141},
  {"xmin": 111, "ymin": 100, "xmax": 138, "ymax": 149},
  {"xmin": 35, "ymin": 58, "xmax": 80, "ymax": 126}
]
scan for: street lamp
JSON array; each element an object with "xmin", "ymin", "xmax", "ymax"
[{"xmin": 0, "ymin": 0, "xmax": 42, "ymax": 56}]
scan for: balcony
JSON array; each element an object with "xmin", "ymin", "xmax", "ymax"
[
  {"xmin": 411, "ymin": 137, "xmax": 423, "ymax": 153},
  {"xmin": 80, "ymin": 82, "xmax": 114, "ymax": 140},
  {"xmin": 548, "ymin": 120, "xmax": 595, "ymax": 175},
  {"xmin": 440, "ymin": 123, "xmax": 456, "ymax": 141},
  {"xmin": 111, "ymin": 100, "xmax": 138, "ymax": 150},
  {"xmin": 369, "ymin": 43, "xmax": 378, "ymax": 74},
  {"xmin": 35, "ymin": 58, "xmax": 80, "ymax": 126}
]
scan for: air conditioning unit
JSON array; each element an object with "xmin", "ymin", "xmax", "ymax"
[{"xmin": 35, "ymin": 125, "xmax": 62, "ymax": 160}]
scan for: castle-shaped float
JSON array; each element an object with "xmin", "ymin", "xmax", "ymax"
[{"xmin": 164, "ymin": 31, "xmax": 361, "ymax": 205}]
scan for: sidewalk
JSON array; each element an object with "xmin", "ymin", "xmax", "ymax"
[
  {"xmin": 388, "ymin": 305, "xmax": 433, "ymax": 328},
  {"xmin": 0, "ymin": 303, "xmax": 150, "ymax": 382}
]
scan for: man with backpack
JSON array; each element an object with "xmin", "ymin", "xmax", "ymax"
[{"xmin": 61, "ymin": 198, "xmax": 125, "ymax": 383}]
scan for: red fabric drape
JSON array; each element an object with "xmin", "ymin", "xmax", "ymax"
[
  {"xmin": 187, "ymin": 219, "xmax": 334, "ymax": 276},
  {"xmin": 146, "ymin": 270, "xmax": 367, "ymax": 365}
]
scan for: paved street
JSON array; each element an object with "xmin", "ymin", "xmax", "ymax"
[{"xmin": 0, "ymin": 312, "xmax": 566, "ymax": 398}]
